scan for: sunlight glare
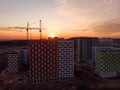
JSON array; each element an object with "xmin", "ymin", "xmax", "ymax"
[{"xmin": 49, "ymin": 33, "xmax": 56, "ymax": 38}]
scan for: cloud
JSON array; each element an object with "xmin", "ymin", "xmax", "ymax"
[
  {"xmin": 56, "ymin": 0, "xmax": 120, "ymax": 20},
  {"xmin": 93, "ymin": 20, "xmax": 120, "ymax": 33},
  {"xmin": 79, "ymin": 18, "xmax": 120, "ymax": 38},
  {"xmin": 0, "ymin": 27, "xmax": 8, "ymax": 30},
  {"xmin": 55, "ymin": 0, "xmax": 120, "ymax": 38},
  {"xmin": 0, "ymin": 27, "xmax": 22, "ymax": 32},
  {"xmin": 70, "ymin": 18, "xmax": 120, "ymax": 38}
]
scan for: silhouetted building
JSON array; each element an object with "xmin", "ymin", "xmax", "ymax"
[
  {"xmin": 99, "ymin": 38, "xmax": 113, "ymax": 47},
  {"xmin": 70, "ymin": 37, "xmax": 99, "ymax": 64},
  {"xmin": 99, "ymin": 38, "xmax": 120, "ymax": 47},
  {"xmin": 48, "ymin": 37, "xmax": 64, "ymax": 40},
  {"xmin": 113, "ymin": 38, "xmax": 120, "ymax": 48},
  {"xmin": 29, "ymin": 40, "xmax": 74, "ymax": 84},
  {"xmin": 20, "ymin": 49, "xmax": 29, "ymax": 65}
]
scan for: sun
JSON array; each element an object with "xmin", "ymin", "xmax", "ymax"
[{"xmin": 49, "ymin": 33, "xmax": 56, "ymax": 38}]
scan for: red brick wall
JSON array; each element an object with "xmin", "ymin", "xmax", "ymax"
[{"xmin": 29, "ymin": 40, "xmax": 58, "ymax": 81}]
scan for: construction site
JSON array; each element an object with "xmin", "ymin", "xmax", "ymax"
[{"xmin": 0, "ymin": 20, "xmax": 120, "ymax": 90}]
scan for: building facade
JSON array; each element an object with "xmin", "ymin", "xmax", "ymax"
[
  {"xmin": 99, "ymin": 38, "xmax": 120, "ymax": 48},
  {"xmin": 70, "ymin": 37, "xmax": 99, "ymax": 64},
  {"xmin": 92, "ymin": 47, "xmax": 114, "ymax": 64},
  {"xmin": 99, "ymin": 38, "xmax": 113, "ymax": 47},
  {"xmin": 7, "ymin": 51, "xmax": 20, "ymax": 73},
  {"xmin": 58, "ymin": 40, "xmax": 74, "ymax": 79},
  {"xmin": 29, "ymin": 40, "xmax": 74, "ymax": 84},
  {"xmin": 29, "ymin": 40, "xmax": 58, "ymax": 83},
  {"xmin": 95, "ymin": 50, "xmax": 120, "ymax": 77},
  {"xmin": 20, "ymin": 49, "xmax": 29, "ymax": 65}
]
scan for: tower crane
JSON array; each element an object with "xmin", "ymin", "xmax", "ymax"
[
  {"xmin": 13, "ymin": 22, "xmax": 30, "ymax": 40},
  {"xmin": 39, "ymin": 20, "xmax": 46, "ymax": 39},
  {"xmin": 9, "ymin": 20, "xmax": 45, "ymax": 40}
]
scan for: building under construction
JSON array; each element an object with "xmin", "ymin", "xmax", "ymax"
[{"xmin": 29, "ymin": 39, "xmax": 74, "ymax": 84}]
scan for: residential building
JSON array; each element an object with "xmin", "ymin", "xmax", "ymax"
[
  {"xmin": 99, "ymin": 38, "xmax": 113, "ymax": 46},
  {"xmin": 99, "ymin": 38, "xmax": 120, "ymax": 48},
  {"xmin": 7, "ymin": 51, "xmax": 20, "ymax": 73},
  {"xmin": 95, "ymin": 50, "xmax": 120, "ymax": 77},
  {"xmin": 29, "ymin": 40, "xmax": 74, "ymax": 84},
  {"xmin": 20, "ymin": 49, "xmax": 29, "ymax": 65},
  {"xmin": 92, "ymin": 47, "xmax": 114, "ymax": 64},
  {"xmin": 70, "ymin": 37, "xmax": 99, "ymax": 64},
  {"xmin": 58, "ymin": 40, "xmax": 74, "ymax": 79},
  {"xmin": 113, "ymin": 38, "xmax": 120, "ymax": 48}
]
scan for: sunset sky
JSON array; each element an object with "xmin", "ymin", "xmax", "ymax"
[{"xmin": 0, "ymin": 0, "xmax": 120, "ymax": 39}]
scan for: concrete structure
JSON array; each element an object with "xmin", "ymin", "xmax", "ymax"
[
  {"xmin": 113, "ymin": 38, "xmax": 120, "ymax": 48},
  {"xmin": 29, "ymin": 40, "xmax": 74, "ymax": 84},
  {"xmin": 99, "ymin": 38, "xmax": 113, "ymax": 46},
  {"xmin": 70, "ymin": 37, "xmax": 99, "ymax": 64},
  {"xmin": 99, "ymin": 38, "xmax": 120, "ymax": 48},
  {"xmin": 95, "ymin": 50, "xmax": 120, "ymax": 77},
  {"xmin": 92, "ymin": 47, "xmax": 120, "ymax": 64},
  {"xmin": 7, "ymin": 51, "xmax": 20, "ymax": 73},
  {"xmin": 29, "ymin": 40, "xmax": 58, "ymax": 83},
  {"xmin": 20, "ymin": 49, "xmax": 29, "ymax": 65},
  {"xmin": 92, "ymin": 47, "xmax": 114, "ymax": 64},
  {"xmin": 58, "ymin": 40, "xmax": 74, "ymax": 79}
]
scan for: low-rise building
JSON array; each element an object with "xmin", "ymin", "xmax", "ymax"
[
  {"xmin": 92, "ymin": 47, "xmax": 114, "ymax": 64},
  {"xmin": 95, "ymin": 50, "xmax": 120, "ymax": 77},
  {"xmin": 7, "ymin": 51, "xmax": 20, "ymax": 73}
]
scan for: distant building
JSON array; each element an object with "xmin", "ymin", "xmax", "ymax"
[
  {"xmin": 99, "ymin": 38, "xmax": 120, "ymax": 48},
  {"xmin": 20, "ymin": 49, "xmax": 29, "ymax": 65},
  {"xmin": 29, "ymin": 40, "xmax": 74, "ymax": 84},
  {"xmin": 92, "ymin": 47, "xmax": 120, "ymax": 64},
  {"xmin": 95, "ymin": 50, "xmax": 120, "ymax": 77},
  {"xmin": 99, "ymin": 38, "xmax": 113, "ymax": 47},
  {"xmin": 92, "ymin": 47, "xmax": 114, "ymax": 64},
  {"xmin": 48, "ymin": 37, "xmax": 64, "ymax": 40},
  {"xmin": 70, "ymin": 37, "xmax": 99, "ymax": 64},
  {"xmin": 7, "ymin": 51, "xmax": 21, "ymax": 73},
  {"xmin": 113, "ymin": 38, "xmax": 120, "ymax": 48}
]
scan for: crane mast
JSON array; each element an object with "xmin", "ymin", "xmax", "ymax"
[
  {"xmin": 39, "ymin": 20, "xmax": 42, "ymax": 39},
  {"xmin": 7, "ymin": 20, "xmax": 45, "ymax": 40},
  {"xmin": 14, "ymin": 22, "xmax": 30, "ymax": 40},
  {"xmin": 39, "ymin": 20, "xmax": 45, "ymax": 39},
  {"xmin": 27, "ymin": 22, "xmax": 29, "ymax": 40}
]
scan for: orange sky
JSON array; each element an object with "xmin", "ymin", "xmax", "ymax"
[{"xmin": 0, "ymin": 0, "xmax": 120, "ymax": 39}]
